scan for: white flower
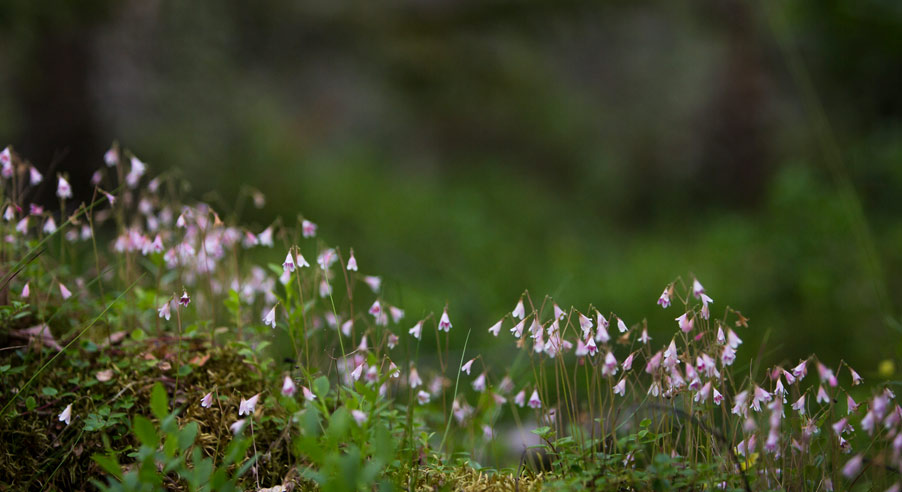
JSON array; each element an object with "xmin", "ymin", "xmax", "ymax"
[
  {"xmin": 613, "ymin": 378, "xmax": 626, "ymax": 396},
  {"xmin": 302, "ymin": 386, "xmax": 316, "ymax": 401},
  {"xmin": 57, "ymin": 177, "xmax": 72, "ymax": 199},
  {"xmin": 692, "ymin": 279, "xmax": 705, "ymax": 298},
  {"xmin": 351, "ymin": 409, "xmax": 367, "ymax": 425},
  {"xmin": 283, "ymin": 251, "xmax": 296, "ymax": 273},
  {"xmin": 472, "ymin": 373, "xmax": 487, "ymax": 392},
  {"xmin": 438, "ymin": 308, "xmax": 452, "ymax": 332},
  {"xmin": 346, "ymin": 251, "xmax": 358, "ymax": 271},
  {"xmin": 417, "ymin": 390, "xmax": 431, "ymax": 404},
  {"xmin": 29, "ymin": 167, "xmax": 42, "ymax": 186},
  {"xmin": 238, "ymin": 394, "xmax": 260, "ymax": 416},
  {"xmin": 488, "ymin": 319, "xmax": 502, "ymax": 337},
  {"xmin": 617, "ymin": 317, "xmax": 628, "ymax": 333},
  {"xmin": 263, "ymin": 307, "xmax": 277, "ymax": 328},
  {"xmin": 528, "ymin": 390, "xmax": 541, "ymax": 409},
  {"xmin": 158, "ymin": 300, "xmax": 171, "ymax": 321},
  {"xmin": 104, "ymin": 147, "xmax": 118, "ymax": 166},
  {"xmin": 461, "ymin": 358, "xmax": 475, "ymax": 375},
  {"xmin": 512, "ymin": 299, "xmax": 526, "ymax": 319},
  {"xmin": 59, "ymin": 283, "xmax": 72, "ymax": 300},
  {"xmin": 281, "ymin": 376, "xmax": 297, "ymax": 397},
  {"xmin": 230, "ymin": 419, "xmax": 247, "ymax": 435},
  {"xmin": 201, "ymin": 393, "xmax": 213, "ymax": 408},
  {"xmin": 257, "ymin": 227, "xmax": 274, "ymax": 246},
  {"xmin": 58, "ymin": 403, "xmax": 72, "ymax": 425},
  {"xmin": 409, "ymin": 321, "xmax": 423, "ymax": 339}
]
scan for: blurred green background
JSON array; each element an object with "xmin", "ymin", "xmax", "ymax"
[{"xmin": 2, "ymin": 0, "xmax": 902, "ymax": 375}]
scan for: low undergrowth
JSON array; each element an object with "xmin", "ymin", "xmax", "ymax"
[{"xmin": 0, "ymin": 143, "xmax": 898, "ymax": 491}]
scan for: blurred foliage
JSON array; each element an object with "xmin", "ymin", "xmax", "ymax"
[{"xmin": 1, "ymin": 0, "xmax": 902, "ymax": 372}]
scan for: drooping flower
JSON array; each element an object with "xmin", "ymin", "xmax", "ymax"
[
  {"xmin": 792, "ymin": 395, "xmax": 806, "ymax": 415},
  {"xmin": 514, "ymin": 390, "xmax": 526, "ymax": 407},
  {"xmin": 639, "ymin": 327, "xmax": 651, "ymax": 344},
  {"xmin": 461, "ymin": 358, "xmax": 475, "ymax": 375},
  {"xmin": 201, "ymin": 392, "xmax": 213, "ymax": 408},
  {"xmin": 622, "ymin": 353, "xmax": 635, "ymax": 371},
  {"xmin": 409, "ymin": 320, "xmax": 423, "ymax": 339},
  {"xmin": 0, "ymin": 147, "xmax": 11, "ymax": 177},
  {"xmin": 263, "ymin": 306, "xmax": 277, "ymax": 328},
  {"xmin": 57, "ymin": 176, "xmax": 73, "ymax": 199},
  {"xmin": 417, "ymin": 390, "xmax": 431, "ymax": 404},
  {"xmin": 158, "ymin": 300, "xmax": 171, "ymax": 320},
  {"xmin": 699, "ymin": 294, "xmax": 713, "ymax": 320},
  {"xmin": 364, "ymin": 275, "xmax": 381, "ymax": 292},
  {"xmin": 575, "ymin": 339, "xmax": 589, "ymax": 357},
  {"xmin": 58, "ymin": 403, "xmax": 72, "ymax": 426},
  {"xmin": 283, "ymin": 251, "xmax": 296, "ymax": 273},
  {"xmin": 842, "ymin": 454, "xmax": 863, "ymax": 479},
  {"xmin": 510, "ymin": 318, "xmax": 525, "ymax": 338},
  {"xmin": 751, "ymin": 385, "xmax": 772, "ymax": 412},
  {"xmin": 694, "ymin": 381, "xmax": 712, "ymax": 404},
  {"xmin": 104, "ymin": 146, "xmax": 118, "ymax": 167},
  {"xmin": 472, "ymin": 373, "xmax": 487, "ymax": 392},
  {"xmin": 847, "ymin": 395, "xmax": 859, "ymax": 414},
  {"xmin": 816, "ymin": 385, "xmax": 830, "ymax": 404},
  {"xmin": 29, "ymin": 167, "xmax": 42, "ymax": 186},
  {"xmin": 438, "ymin": 308, "xmax": 452, "ymax": 332},
  {"xmin": 257, "ymin": 227, "xmax": 274, "ymax": 247},
  {"xmin": 616, "ymin": 317, "xmax": 628, "ymax": 333},
  {"xmin": 657, "ymin": 287, "xmax": 671, "ymax": 308},
  {"xmin": 281, "ymin": 376, "xmax": 297, "ymax": 397},
  {"xmin": 595, "ymin": 322, "xmax": 610, "ymax": 344},
  {"xmin": 488, "ymin": 319, "xmax": 502, "ymax": 337},
  {"xmin": 301, "ymin": 219, "xmax": 317, "ymax": 238},
  {"xmin": 369, "ymin": 300, "xmax": 382, "ymax": 316},
  {"xmin": 578, "ymin": 313, "xmax": 593, "ymax": 337},
  {"xmin": 849, "ymin": 367, "xmax": 863, "ymax": 386},
  {"xmin": 21, "ymin": 282, "xmax": 29, "ymax": 298},
  {"xmin": 527, "ymin": 390, "xmax": 541, "ymax": 409},
  {"xmin": 586, "ymin": 337, "xmax": 598, "ymax": 356},
  {"xmin": 179, "ymin": 290, "xmax": 190, "ymax": 307},
  {"xmin": 512, "ymin": 299, "xmax": 526, "ymax": 319},
  {"xmin": 791, "ymin": 360, "xmax": 808, "ymax": 381},
  {"xmin": 238, "ymin": 394, "xmax": 260, "ymax": 416},
  {"xmin": 351, "ymin": 363, "xmax": 364, "ymax": 381},
  {"xmin": 613, "ymin": 378, "xmax": 626, "ymax": 396},
  {"xmin": 817, "ymin": 362, "xmax": 838, "ymax": 387},
  {"xmin": 602, "ymin": 352, "xmax": 618, "ymax": 377},
  {"xmin": 692, "ymin": 279, "xmax": 705, "ymax": 298},
  {"xmin": 59, "ymin": 282, "xmax": 72, "ymax": 300},
  {"xmin": 346, "ymin": 250, "xmax": 358, "ymax": 271},
  {"xmin": 713, "ymin": 387, "xmax": 724, "ymax": 405},
  {"xmin": 676, "ymin": 312, "xmax": 693, "ymax": 333},
  {"xmin": 230, "ymin": 419, "xmax": 247, "ymax": 435},
  {"xmin": 126, "ymin": 156, "xmax": 146, "ymax": 188}
]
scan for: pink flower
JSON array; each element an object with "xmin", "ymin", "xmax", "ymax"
[
  {"xmin": 510, "ymin": 319, "xmax": 525, "ymax": 338},
  {"xmin": 751, "ymin": 385, "xmax": 772, "ymax": 412},
  {"xmin": 351, "ymin": 363, "xmax": 364, "ymax": 381},
  {"xmin": 472, "ymin": 373, "xmax": 487, "ymax": 392},
  {"xmin": 29, "ymin": 167, "xmax": 42, "ymax": 186},
  {"xmin": 59, "ymin": 283, "xmax": 72, "ymax": 300},
  {"xmin": 230, "ymin": 419, "xmax": 247, "ymax": 435},
  {"xmin": 514, "ymin": 390, "xmax": 526, "ymax": 407},
  {"xmin": 578, "ymin": 313, "xmax": 593, "ymax": 336},
  {"xmin": 613, "ymin": 378, "xmax": 626, "ymax": 396},
  {"xmin": 461, "ymin": 358, "xmax": 475, "ymax": 375},
  {"xmin": 389, "ymin": 306, "xmax": 404, "ymax": 323},
  {"xmin": 238, "ymin": 394, "xmax": 260, "ymax": 416},
  {"xmin": 301, "ymin": 386, "xmax": 316, "ymax": 401},
  {"xmin": 528, "ymin": 390, "xmax": 542, "ymax": 409},
  {"xmin": 721, "ymin": 345, "xmax": 736, "ymax": 366},
  {"xmin": 791, "ymin": 360, "xmax": 808, "ymax": 381},
  {"xmin": 639, "ymin": 328, "xmax": 651, "ymax": 344},
  {"xmin": 0, "ymin": 147, "xmax": 11, "ymax": 177},
  {"xmin": 692, "ymin": 279, "xmax": 705, "ymax": 298},
  {"xmin": 676, "ymin": 313, "xmax": 693, "ymax": 333},
  {"xmin": 263, "ymin": 306, "xmax": 277, "ymax": 328},
  {"xmin": 616, "ymin": 317, "xmax": 628, "ymax": 333},
  {"xmin": 21, "ymin": 282, "xmax": 29, "ymax": 298},
  {"xmin": 699, "ymin": 294, "xmax": 713, "ymax": 320},
  {"xmin": 301, "ymin": 219, "xmax": 317, "ymax": 238},
  {"xmin": 281, "ymin": 376, "xmax": 297, "ymax": 397},
  {"xmin": 602, "ymin": 352, "xmax": 618, "ymax": 377},
  {"xmin": 694, "ymin": 381, "xmax": 712, "ymax": 404},
  {"xmin": 409, "ymin": 321, "xmax": 423, "ymax": 339},
  {"xmin": 849, "ymin": 367, "xmax": 863, "ymax": 386},
  {"xmin": 158, "ymin": 300, "xmax": 171, "ymax": 321},
  {"xmin": 713, "ymin": 387, "xmax": 724, "ymax": 405},
  {"xmin": 126, "ymin": 157, "xmax": 146, "ymax": 188},
  {"xmin": 817, "ymin": 362, "xmax": 837, "ymax": 387},
  {"xmin": 179, "ymin": 290, "xmax": 190, "ymax": 307},
  {"xmin": 417, "ymin": 390, "xmax": 430, "ymax": 404},
  {"xmin": 586, "ymin": 337, "xmax": 598, "ymax": 356},
  {"xmin": 58, "ymin": 403, "xmax": 72, "ymax": 426},
  {"xmin": 351, "ymin": 409, "xmax": 367, "ymax": 425},
  {"xmin": 488, "ymin": 319, "xmax": 502, "ymax": 336},
  {"xmin": 346, "ymin": 250, "xmax": 358, "ymax": 271},
  {"xmin": 387, "ymin": 333, "xmax": 399, "ymax": 349},
  {"xmin": 369, "ymin": 300, "xmax": 382, "ymax": 316},
  {"xmin": 57, "ymin": 177, "xmax": 72, "ymax": 199},
  {"xmin": 816, "ymin": 385, "xmax": 830, "ymax": 404},
  {"xmin": 657, "ymin": 287, "xmax": 671, "ymax": 308},
  {"xmin": 257, "ymin": 227, "xmax": 274, "ymax": 247},
  {"xmin": 438, "ymin": 308, "xmax": 452, "ymax": 332},
  {"xmin": 645, "ymin": 351, "xmax": 663, "ymax": 374},
  {"xmin": 201, "ymin": 392, "xmax": 213, "ymax": 408},
  {"xmin": 595, "ymin": 322, "xmax": 610, "ymax": 344},
  {"xmin": 282, "ymin": 251, "xmax": 297, "ymax": 273},
  {"xmin": 104, "ymin": 146, "xmax": 118, "ymax": 166},
  {"xmin": 842, "ymin": 454, "xmax": 863, "ymax": 479},
  {"xmin": 512, "ymin": 299, "xmax": 526, "ymax": 319},
  {"xmin": 575, "ymin": 339, "xmax": 589, "ymax": 357}
]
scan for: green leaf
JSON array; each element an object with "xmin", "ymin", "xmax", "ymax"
[
  {"xmin": 133, "ymin": 415, "xmax": 158, "ymax": 448},
  {"xmin": 92, "ymin": 453, "xmax": 123, "ymax": 480},
  {"xmin": 150, "ymin": 382, "xmax": 168, "ymax": 420},
  {"xmin": 41, "ymin": 387, "xmax": 58, "ymax": 397},
  {"xmin": 314, "ymin": 376, "xmax": 330, "ymax": 399},
  {"xmin": 178, "ymin": 422, "xmax": 198, "ymax": 451}
]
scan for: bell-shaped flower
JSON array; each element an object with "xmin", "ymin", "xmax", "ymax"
[
  {"xmin": 0, "ymin": 147, "xmax": 11, "ymax": 177},
  {"xmin": 257, "ymin": 227, "xmax": 274, "ymax": 247},
  {"xmin": 59, "ymin": 282, "xmax": 72, "ymax": 300},
  {"xmin": 301, "ymin": 219, "xmax": 317, "ymax": 238},
  {"xmin": 57, "ymin": 176, "xmax": 72, "ymax": 199},
  {"xmin": 179, "ymin": 290, "xmax": 190, "ymax": 307},
  {"xmin": 238, "ymin": 393, "xmax": 260, "ymax": 416},
  {"xmin": 657, "ymin": 287, "xmax": 671, "ymax": 308},
  {"xmin": 578, "ymin": 313, "xmax": 593, "ymax": 337},
  {"xmin": 816, "ymin": 385, "xmax": 830, "ymax": 404},
  {"xmin": 201, "ymin": 392, "xmax": 213, "ymax": 408},
  {"xmin": 512, "ymin": 299, "xmax": 526, "ymax": 320},
  {"xmin": 602, "ymin": 352, "xmax": 618, "ymax": 377},
  {"xmin": 639, "ymin": 327, "xmax": 651, "ymax": 344},
  {"xmin": 791, "ymin": 360, "xmax": 808, "ymax": 380},
  {"xmin": 263, "ymin": 306, "xmax": 277, "ymax": 328},
  {"xmin": 58, "ymin": 403, "xmax": 72, "ymax": 426},
  {"xmin": 282, "ymin": 251, "xmax": 296, "ymax": 273},
  {"xmin": 514, "ymin": 390, "xmax": 526, "ymax": 407},
  {"xmin": 613, "ymin": 378, "xmax": 626, "ymax": 396},
  {"xmin": 29, "ymin": 167, "xmax": 42, "ymax": 186},
  {"xmin": 346, "ymin": 250, "xmax": 358, "ymax": 271},
  {"xmin": 616, "ymin": 317, "xmax": 628, "ymax": 333},
  {"xmin": 281, "ymin": 376, "xmax": 297, "ymax": 397},
  {"xmin": 409, "ymin": 367, "xmax": 422, "ymax": 388},
  {"xmin": 21, "ymin": 282, "xmax": 29, "ymax": 298},
  {"xmin": 528, "ymin": 390, "xmax": 542, "ymax": 409},
  {"xmin": 417, "ymin": 390, "xmax": 431, "ymax": 404},
  {"xmin": 699, "ymin": 294, "xmax": 713, "ymax": 320},
  {"xmin": 409, "ymin": 320, "xmax": 423, "ymax": 339},
  {"xmin": 751, "ymin": 385, "xmax": 772, "ymax": 412},
  {"xmin": 488, "ymin": 319, "xmax": 502, "ymax": 337},
  {"xmin": 230, "ymin": 419, "xmax": 247, "ymax": 435},
  {"xmin": 694, "ymin": 381, "xmax": 712, "ymax": 404},
  {"xmin": 692, "ymin": 279, "xmax": 705, "ymax": 298},
  {"xmin": 792, "ymin": 395, "xmax": 806, "ymax": 415},
  {"xmin": 575, "ymin": 339, "xmax": 589, "ymax": 357},
  {"xmin": 438, "ymin": 308, "xmax": 452, "ymax": 332},
  {"xmin": 595, "ymin": 323, "xmax": 610, "ymax": 344},
  {"xmin": 842, "ymin": 454, "xmax": 863, "ymax": 480},
  {"xmin": 713, "ymin": 387, "xmax": 724, "ymax": 405},
  {"xmin": 847, "ymin": 395, "xmax": 859, "ymax": 414},
  {"xmin": 472, "ymin": 373, "xmax": 487, "ymax": 392},
  {"xmin": 389, "ymin": 306, "xmax": 404, "ymax": 323},
  {"xmin": 158, "ymin": 300, "xmax": 172, "ymax": 321},
  {"xmin": 368, "ymin": 300, "xmax": 382, "ymax": 316},
  {"xmin": 461, "ymin": 358, "xmax": 475, "ymax": 375},
  {"xmin": 586, "ymin": 337, "xmax": 598, "ymax": 356},
  {"xmin": 849, "ymin": 367, "xmax": 863, "ymax": 386},
  {"xmin": 676, "ymin": 313, "xmax": 693, "ymax": 333},
  {"xmin": 622, "ymin": 353, "xmax": 635, "ymax": 372}
]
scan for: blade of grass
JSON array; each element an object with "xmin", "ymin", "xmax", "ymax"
[{"xmin": 438, "ymin": 327, "xmax": 471, "ymax": 456}]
